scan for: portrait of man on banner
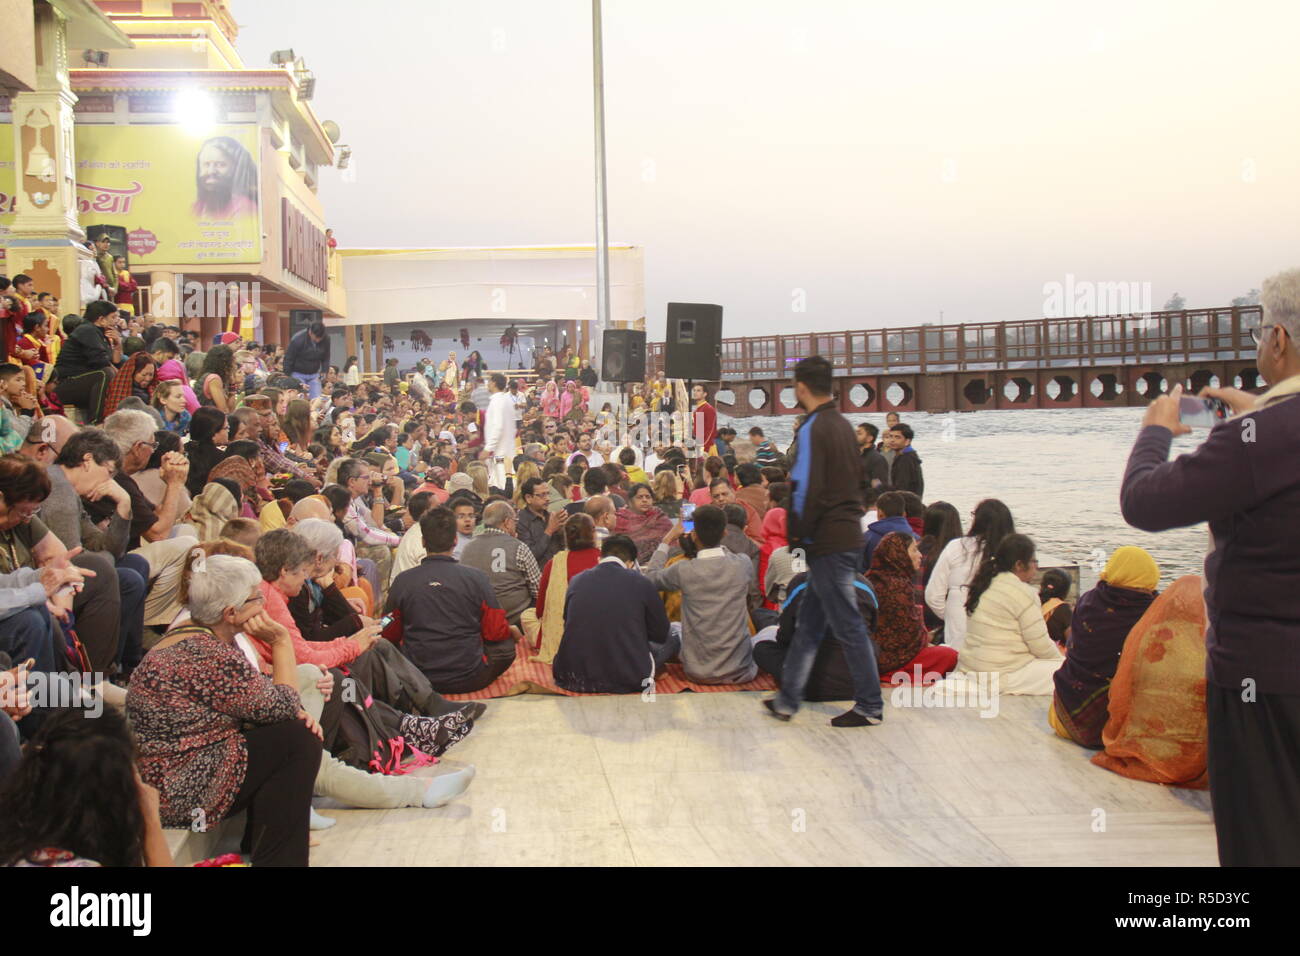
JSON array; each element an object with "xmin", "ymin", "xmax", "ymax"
[{"xmin": 192, "ymin": 135, "xmax": 258, "ymax": 220}]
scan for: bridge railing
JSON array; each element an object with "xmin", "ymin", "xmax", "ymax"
[{"xmin": 646, "ymin": 306, "xmax": 1261, "ymax": 379}]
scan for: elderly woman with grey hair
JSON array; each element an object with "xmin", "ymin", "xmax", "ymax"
[
  {"xmin": 286, "ymin": 519, "xmax": 480, "ymax": 718},
  {"xmin": 127, "ymin": 553, "xmax": 322, "ymax": 866},
  {"xmin": 255, "ymin": 525, "xmax": 482, "ymax": 720}
]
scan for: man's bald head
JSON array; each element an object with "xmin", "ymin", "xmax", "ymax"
[
  {"xmin": 289, "ymin": 496, "xmax": 331, "ymax": 524},
  {"xmin": 43, "ymin": 416, "xmax": 78, "ymax": 452}
]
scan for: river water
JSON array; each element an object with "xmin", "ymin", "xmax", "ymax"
[{"xmin": 728, "ymin": 406, "xmax": 1208, "ymax": 589}]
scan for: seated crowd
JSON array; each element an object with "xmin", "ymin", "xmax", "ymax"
[{"xmin": 0, "ymin": 304, "xmax": 1216, "ymax": 867}]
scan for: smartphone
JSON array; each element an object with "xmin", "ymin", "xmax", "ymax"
[
  {"xmin": 378, "ymin": 613, "xmax": 395, "ymax": 629},
  {"xmin": 1178, "ymin": 395, "xmax": 1229, "ymax": 428},
  {"xmin": 681, "ymin": 501, "xmax": 696, "ymax": 533}
]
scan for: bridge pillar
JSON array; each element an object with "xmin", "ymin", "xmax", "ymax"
[
  {"xmin": 1039, "ymin": 369, "xmax": 1083, "ymax": 408},
  {"xmin": 1082, "ymin": 366, "xmax": 1125, "ymax": 407},
  {"xmin": 1227, "ymin": 362, "xmax": 1261, "ymax": 390},
  {"xmin": 879, "ymin": 375, "xmax": 919, "ymax": 413},
  {"xmin": 918, "ymin": 373, "xmax": 957, "ymax": 413},
  {"xmin": 715, "ymin": 384, "xmax": 740, "ymax": 417},
  {"xmin": 838, "ymin": 376, "xmax": 880, "ymax": 415},
  {"xmin": 995, "ymin": 372, "xmax": 1038, "ymax": 410},
  {"xmin": 957, "ymin": 373, "xmax": 995, "ymax": 412},
  {"xmin": 1125, "ymin": 365, "xmax": 1168, "ymax": 405}
]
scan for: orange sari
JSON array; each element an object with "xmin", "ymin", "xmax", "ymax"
[{"xmin": 1088, "ymin": 575, "xmax": 1209, "ymax": 788}]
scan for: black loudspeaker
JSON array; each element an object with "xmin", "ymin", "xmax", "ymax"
[
  {"xmin": 290, "ymin": 309, "xmax": 323, "ymax": 335},
  {"xmin": 601, "ymin": 328, "xmax": 646, "ymax": 382},
  {"xmin": 86, "ymin": 224, "xmax": 127, "ymax": 266},
  {"xmin": 664, "ymin": 302, "xmax": 722, "ymax": 381}
]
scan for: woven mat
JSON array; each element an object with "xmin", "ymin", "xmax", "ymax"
[{"xmin": 442, "ymin": 645, "xmax": 777, "ymax": 700}]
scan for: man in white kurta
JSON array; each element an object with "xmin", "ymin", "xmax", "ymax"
[{"xmin": 482, "ymin": 372, "xmax": 516, "ymax": 489}]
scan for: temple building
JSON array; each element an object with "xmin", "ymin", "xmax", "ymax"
[{"xmin": 0, "ymin": 0, "xmax": 347, "ymax": 345}]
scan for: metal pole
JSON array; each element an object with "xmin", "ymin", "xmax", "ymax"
[{"xmin": 592, "ymin": 0, "xmax": 610, "ymax": 384}]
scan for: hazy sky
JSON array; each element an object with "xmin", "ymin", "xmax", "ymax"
[{"xmin": 234, "ymin": 0, "xmax": 1300, "ymax": 338}]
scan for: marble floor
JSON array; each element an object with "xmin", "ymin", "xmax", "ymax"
[{"xmin": 308, "ymin": 690, "xmax": 1218, "ymax": 866}]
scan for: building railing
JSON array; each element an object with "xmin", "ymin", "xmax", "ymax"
[{"xmin": 646, "ymin": 306, "xmax": 1263, "ymax": 379}]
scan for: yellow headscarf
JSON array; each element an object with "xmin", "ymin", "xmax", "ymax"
[{"xmin": 1100, "ymin": 546, "xmax": 1160, "ymax": 592}]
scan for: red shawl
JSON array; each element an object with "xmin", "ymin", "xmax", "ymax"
[
  {"xmin": 758, "ymin": 507, "xmax": 787, "ymax": 610},
  {"xmin": 865, "ymin": 531, "xmax": 929, "ymax": 671},
  {"xmin": 615, "ymin": 505, "xmax": 673, "ymax": 564},
  {"xmin": 102, "ymin": 352, "xmax": 154, "ymax": 419}
]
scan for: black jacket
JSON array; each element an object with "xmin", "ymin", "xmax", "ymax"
[
  {"xmin": 54, "ymin": 321, "xmax": 114, "ymax": 378},
  {"xmin": 284, "ymin": 328, "xmax": 330, "ymax": 376},
  {"xmin": 553, "ymin": 561, "xmax": 671, "ymax": 693},
  {"xmin": 786, "ymin": 401, "xmax": 866, "ymax": 556},
  {"xmin": 861, "ymin": 447, "xmax": 890, "ymax": 487},
  {"xmin": 890, "ymin": 448, "xmax": 924, "ymax": 497}
]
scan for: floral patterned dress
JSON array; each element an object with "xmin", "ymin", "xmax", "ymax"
[{"xmin": 127, "ymin": 626, "xmax": 302, "ymax": 828}]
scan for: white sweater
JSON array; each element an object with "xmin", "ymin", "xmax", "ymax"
[
  {"xmin": 924, "ymin": 537, "xmax": 981, "ymax": 650},
  {"xmin": 957, "ymin": 572, "xmax": 1063, "ymax": 675}
]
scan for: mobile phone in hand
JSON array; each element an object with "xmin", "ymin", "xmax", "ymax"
[
  {"xmin": 681, "ymin": 501, "xmax": 696, "ymax": 533},
  {"xmin": 1178, "ymin": 395, "xmax": 1229, "ymax": 428},
  {"xmin": 378, "ymin": 613, "xmax": 395, "ymax": 629}
]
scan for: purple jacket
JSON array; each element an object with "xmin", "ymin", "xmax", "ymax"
[{"xmin": 1120, "ymin": 397, "xmax": 1300, "ymax": 694}]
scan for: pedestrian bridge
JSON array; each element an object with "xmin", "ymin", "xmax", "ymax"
[{"xmin": 648, "ymin": 305, "xmax": 1265, "ymax": 415}]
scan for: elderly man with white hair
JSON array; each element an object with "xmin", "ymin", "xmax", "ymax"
[
  {"xmin": 100, "ymin": 409, "xmax": 190, "ymax": 547},
  {"xmin": 1122, "ymin": 267, "xmax": 1300, "ymax": 867},
  {"xmin": 457, "ymin": 500, "xmax": 541, "ymax": 629},
  {"xmin": 96, "ymin": 409, "xmax": 199, "ymax": 634}
]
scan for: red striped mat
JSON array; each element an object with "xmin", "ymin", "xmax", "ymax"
[{"xmin": 443, "ymin": 647, "xmax": 777, "ymax": 701}]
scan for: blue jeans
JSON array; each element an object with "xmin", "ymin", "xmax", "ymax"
[
  {"xmin": 292, "ymin": 370, "xmax": 322, "ymax": 399},
  {"xmin": 116, "ymin": 556, "xmax": 149, "ymax": 670},
  {"xmin": 774, "ymin": 549, "xmax": 882, "ymax": 717},
  {"xmin": 0, "ymin": 606, "xmax": 60, "ymax": 735}
]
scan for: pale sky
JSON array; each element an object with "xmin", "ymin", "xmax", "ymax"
[{"xmin": 234, "ymin": 0, "xmax": 1300, "ymax": 339}]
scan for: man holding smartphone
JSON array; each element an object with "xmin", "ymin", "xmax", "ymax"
[{"xmin": 1121, "ymin": 268, "xmax": 1300, "ymax": 866}]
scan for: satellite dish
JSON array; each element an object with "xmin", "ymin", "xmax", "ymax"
[{"xmin": 322, "ymin": 120, "xmax": 341, "ymax": 144}]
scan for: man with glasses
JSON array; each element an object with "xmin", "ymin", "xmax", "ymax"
[
  {"xmin": 516, "ymin": 477, "xmax": 568, "ymax": 567},
  {"xmin": 1121, "ymin": 268, "xmax": 1300, "ymax": 866},
  {"xmin": 99, "ymin": 410, "xmax": 189, "ymax": 548}
]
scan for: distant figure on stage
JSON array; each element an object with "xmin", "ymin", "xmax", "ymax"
[
  {"xmin": 691, "ymin": 383, "xmax": 717, "ymax": 458},
  {"xmin": 481, "ymin": 373, "xmax": 515, "ymax": 489},
  {"xmin": 764, "ymin": 355, "xmax": 883, "ymax": 727}
]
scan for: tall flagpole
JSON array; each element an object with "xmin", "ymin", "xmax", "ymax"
[{"xmin": 591, "ymin": 0, "xmax": 610, "ymax": 388}]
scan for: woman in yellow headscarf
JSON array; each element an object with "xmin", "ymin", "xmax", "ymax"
[{"xmin": 1048, "ymin": 546, "xmax": 1159, "ymax": 748}]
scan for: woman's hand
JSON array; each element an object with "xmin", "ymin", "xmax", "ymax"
[
  {"xmin": 244, "ymin": 610, "xmax": 290, "ymax": 646},
  {"xmin": 298, "ymin": 709, "xmax": 324, "ymax": 740},
  {"xmin": 315, "ymin": 668, "xmax": 334, "ymax": 701},
  {"xmin": 351, "ymin": 621, "xmax": 383, "ymax": 653}
]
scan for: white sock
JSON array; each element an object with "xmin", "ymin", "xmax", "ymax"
[
  {"xmin": 309, "ymin": 808, "xmax": 336, "ymax": 830},
  {"xmin": 422, "ymin": 765, "xmax": 476, "ymax": 808}
]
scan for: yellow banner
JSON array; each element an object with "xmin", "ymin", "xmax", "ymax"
[{"xmin": 0, "ymin": 123, "xmax": 262, "ymax": 265}]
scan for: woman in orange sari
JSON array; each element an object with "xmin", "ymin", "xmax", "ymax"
[{"xmin": 1088, "ymin": 574, "xmax": 1209, "ymax": 788}]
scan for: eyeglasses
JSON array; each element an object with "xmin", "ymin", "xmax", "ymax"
[{"xmin": 1250, "ymin": 324, "xmax": 1280, "ymax": 345}]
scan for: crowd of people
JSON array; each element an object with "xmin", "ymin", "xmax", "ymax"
[{"xmin": 0, "ymin": 266, "xmax": 1298, "ymax": 867}]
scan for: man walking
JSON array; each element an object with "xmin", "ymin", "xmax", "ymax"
[
  {"xmin": 283, "ymin": 319, "xmax": 330, "ymax": 399},
  {"xmin": 765, "ymin": 356, "xmax": 883, "ymax": 727}
]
